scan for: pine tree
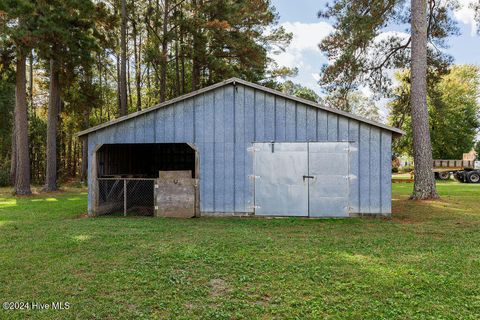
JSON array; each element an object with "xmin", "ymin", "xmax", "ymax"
[
  {"xmin": 0, "ymin": 1, "xmax": 36, "ymax": 195},
  {"xmin": 409, "ymin": 0, "xmax": 437, "ymax": 199},
  {"xmin": 30, "ymin": 0, "xmax": 103, "ymax": 191},
  {"xmin": 119, "ymin": 0, "xmax": 128, "ymax": 116},
  {"xmin": 316, "ymin": 0, "xmax": 461, "ymax": 199}
]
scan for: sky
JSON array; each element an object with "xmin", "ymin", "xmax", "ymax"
[{"xmin": 270, "ymin": 0, "xmax": 480, "ymax": 99}]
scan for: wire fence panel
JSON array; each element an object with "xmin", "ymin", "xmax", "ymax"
[
  {"xmin": 97, "ymin": 178, "xmax": 155, "ymax": 216},
  {"xmin": 98, "ymin": 179, "xmax": 125, "ymax": 215},
  {"xmin": 126, "ymin": 180, "xmax": 155, "ymax": 216}
]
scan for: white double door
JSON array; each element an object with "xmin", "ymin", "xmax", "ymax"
[{"xmin": 254, "ymin": 142, "xmax": 350, "ymax": 217}]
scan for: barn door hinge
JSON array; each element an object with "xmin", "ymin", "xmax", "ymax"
[
  {"xmin": 154, "ymin": 184, "xmax": 158, "ymax": 189},
  {"xmin": 247, "ymin": 146, "xmax": 259, "ymax": 152},
  {"xmin": 249, "ymin": 175, "xmax": 260, "ymax": 179},
  {"xmin": 155, "ymin": 206, "xmax": 159, "ymax": 210},
  {"xmin": 249, "ymin": 205, "xmax": 261, "ymax": 210}
]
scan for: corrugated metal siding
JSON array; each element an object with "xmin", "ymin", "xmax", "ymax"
[{"xmin": 87, "ymin": 83, "xmax": 392, "ymax": 215}]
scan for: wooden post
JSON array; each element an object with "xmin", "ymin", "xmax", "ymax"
[
  {"xmin": 124, "ymin": 179, "xmax": 127, "ymax": 216},
  {"xmin": 195, "ymin": 150, "xmax": 200, "ymax": 217},
  {"xmin": 153, "ymin": 180, "xmax": 157, "ymax": 217},
  {"xmin": 91, "ymin": 144, "xmax": 103, "ymax": 217}
]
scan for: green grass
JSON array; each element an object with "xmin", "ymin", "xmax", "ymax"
[{"xmin": 1, "ymin": 182, "xmax": 480, "ymax": 319}]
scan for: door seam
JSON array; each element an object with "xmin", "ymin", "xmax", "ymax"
[{"xmin": 307, "ymin": 141, "xmax": 310, "ymax": 217}]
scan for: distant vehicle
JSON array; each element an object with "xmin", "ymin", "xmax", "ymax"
[{"xmin": 433, "ymin": 160, "xmax": 480, "ymax": 183}]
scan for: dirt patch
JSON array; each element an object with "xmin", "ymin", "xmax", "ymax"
[
  {"xmin": 209, "ymin": 278, "xmax": 230, "ymax": 297},
  {"xmin": 255, "ymin": 294, "xmax": 271, "ymax": 306}
]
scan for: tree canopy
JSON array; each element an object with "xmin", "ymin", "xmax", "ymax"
[
  {"xmin": 317, "ymin": 0, "xmax": 458, "ymax": 98},
  {"xmin": 0, "ymin": 0, "xmax": 296, "ymax": 187},
  {"xmin": 390, "ymin": 65, "xmax": 480, "ymax": 159}
]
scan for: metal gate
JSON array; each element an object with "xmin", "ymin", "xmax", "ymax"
[{"xmin": 253, "ymin": 142, "xmax": 350, "ymax": 217}]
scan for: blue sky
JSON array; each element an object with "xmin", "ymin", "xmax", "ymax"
[{"xmin": 270, "ymin": 0, "xmax": 480, "ymax": 97}]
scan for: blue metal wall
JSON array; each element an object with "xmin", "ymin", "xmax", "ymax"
[{"xmin": 87, "ymin": 82, "xmax": 392, "ymax": 215}]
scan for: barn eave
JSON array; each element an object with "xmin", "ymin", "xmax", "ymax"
[{"xmin": 76, "ymin": 77, "xmax": 405, "ymax": 138}]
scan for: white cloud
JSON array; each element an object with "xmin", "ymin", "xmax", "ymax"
[
  {"xmin": 269, "ymin": 21, "xmax": 334, "ymax": 93},
  {"xmin": 271, "ymin": 21, "xmax": 334, "ymax": 69},
  {"xmin": 282, "ymin": 21, "xmax": 334, "ymax": 51},
  {"xmin": 454, "ymin": 0, "xmax": 478, "ymax": 36}
]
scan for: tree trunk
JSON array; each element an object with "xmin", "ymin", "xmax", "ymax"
[
  {"xmin": 119, "ymin": 0, "xmax": 128, "ymax": 116},
  {"xmin": 81, "ymin": 137, "xmax": 88, "ymax": 182},
  {"xmin": 410, "ymin": 0, "xmax": 438, "ymax": 200},
  {"xmin": 45, "ymin": 58, "xmax": 60, "ymax": 192},
  {"xmin": 14, "ymin": 53, "xmax": 31, "ymax": 195},
  {"xmin": 155, "ymin": 0, "xmax": 161, "ymax": 101},
  {"xmin": 181, "ymin": 32, "xmax": 185, "ymax": 94},
  {"xmin": 134, "ymin": 20, "xmax": 142, "ymax": 111},
  {"xmin": 146, "ymin": 0, "xmax": 152, "ymax": 107},
  {"xmin": 127, "ymin": 50, "xmax": 133, "ymax": 109},
  {"xmin": 191, "ymin": 0, "xmax": 202, "ymax": 91},
  {"xmin": 174, "ymin": 34, "xmax": 181, "ymax": 96},
  {"xmin": 29, "ymin": 51, "xmax": 33, "ymax": 110},
  {"xmin": 72, "ymin": 139, "xmax": 78, "ymax": 177},
  {"xmin": 98, "ymin": 53, "xmax": 103, "ymax": 120},
  {"xmin": 116, "ymin": 52, "xmax": 121, "ymax": 114},
  {"xmin": 160, "ymin": 0, "xmax": 169, "ymax": 102},
  {"xmin": 10, "ymin": 110, "xmax": 16, "ymax": 188},
  {"xmin": 80, "ymin": 109, "xmax": 89, "ymax": 182},
  {"xmin": 146, "ymin": 62, "xmax": 151, "ymax": 106},
  {"xmin": 67, "ymin": 131, "xmax": 73, "ymax": 177}
]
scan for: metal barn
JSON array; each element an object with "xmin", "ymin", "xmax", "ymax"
[{"xmin": 77, "ymin": 78, "xmax": 403, "ymax": 218}]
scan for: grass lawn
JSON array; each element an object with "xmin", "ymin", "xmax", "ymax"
[{"xmin": 1, "ymin": 182, "xmax": 480, "ymax": 319}]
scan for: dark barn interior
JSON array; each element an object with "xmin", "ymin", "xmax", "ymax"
[
  {"xmin": 96, "ymin": 143, "xmax": 196, "ymax": 178},
  {"xmin": 95, "ymin": 143, "xmax": 196, "ymax": 216}
]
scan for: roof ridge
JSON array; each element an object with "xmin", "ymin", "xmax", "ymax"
[{"xmin": 76, "ymin": 77, "xmax": 404, "ymax": 137}]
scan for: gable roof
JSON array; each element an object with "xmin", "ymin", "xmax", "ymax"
[{"xmin": 76, "ymin": 77, "xmax": 404, "ymax": 137}]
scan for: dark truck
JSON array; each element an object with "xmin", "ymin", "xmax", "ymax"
[{"xmin": 433, "ymin": 160, "xmax": 480, "ymax": 183}]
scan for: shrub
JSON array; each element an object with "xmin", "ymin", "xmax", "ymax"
[{"xmin": 0, "ymin": 169, "xmax": 10, "ymax": 187}]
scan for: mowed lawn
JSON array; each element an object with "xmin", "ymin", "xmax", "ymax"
[{"xmin": 1, "ymin": 182, "xmax": 480, "ymax": 319}]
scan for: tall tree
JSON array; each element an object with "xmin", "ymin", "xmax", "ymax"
[
  {"xmin": 410, "ymin": 0, "xmax": 437, "ymax": 199},
  {"xmin": 119, "ymin": 0, "xmax": 128, "ymax": 116},
  {"xmin": 1, "ymin": 1, "xmax": 35, "ymax": 195},
  {"xmin": 10, "ymin": 116, "xmax": 16, "ymax": 185},
  {"xmin": 34, "ymin": 0, "xmax": 102, "ymax": 191},
  {"xmin": 14, "ymin": 53, "xmax": 31, "ymax": 195},
  {"xmin": 44, "ymin": 58, "xmax": 60, "ymax": 191},
  {"xmin": 317, "ymin": 0, "xmax": 461, "ymax": 199},
  {"xmin": 0, "ymin": 47, "xmax": 16, "ymax": 186},
  {"xmin": 160, "ymin": 0, "xmax": 169, "ymax": 102}
]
